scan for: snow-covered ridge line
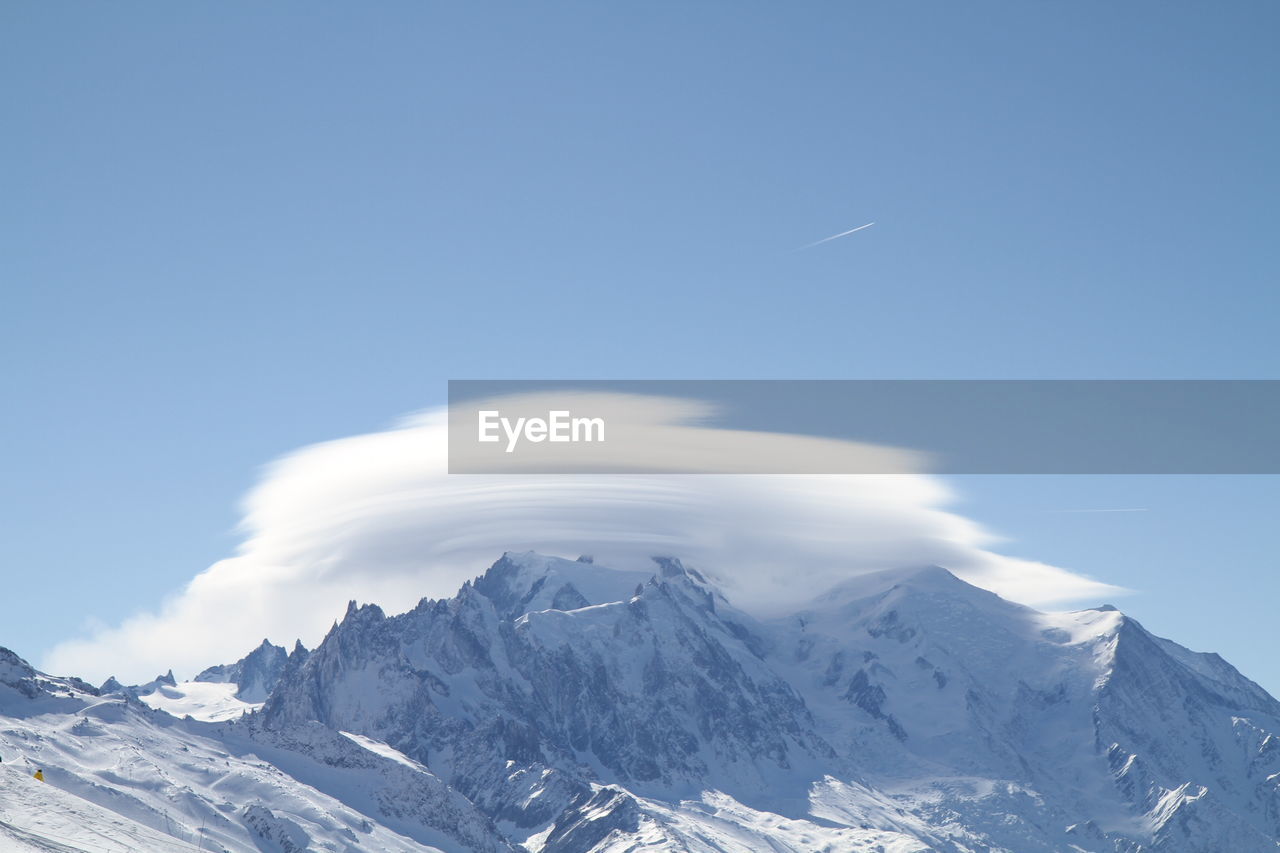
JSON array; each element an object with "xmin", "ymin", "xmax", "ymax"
[{"xmin": 4, "ymin": 550, "xmax": 1280, "ymax": 851}]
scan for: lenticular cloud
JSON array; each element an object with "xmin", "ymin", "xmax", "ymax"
[{"xmin": 45, "ymin": 394, "xmax": 1124, "ymax": 683}]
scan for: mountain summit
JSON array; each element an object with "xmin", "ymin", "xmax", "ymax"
[{"xmin": 2, "ymin": 552, "xmax": 1278, "ymax": 851}]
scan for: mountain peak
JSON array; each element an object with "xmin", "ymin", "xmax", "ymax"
[
  {"xmin": 472, "ymin": 551, "xmax": 655, "ymax": 618},
  {"xmin": 652, "ymin": 555, "xmax": 688, "ymax": 578},
  {"xmin": 193, "ymin": 638, "xmax": 292, "ymax": 703},
  {"xmin": 894, "ymin": 564, "xmax": 965, "ymax": 586},
  {"xmin": 806, "ymin": 564, "xmax": 993, "ymax": 614},
  {"xmin": 0, "ymin": 646, "xmax": 37, "ymax": 683}
]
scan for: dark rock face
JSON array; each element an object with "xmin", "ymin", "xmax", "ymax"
[{"xmin": 541, "ymin": 787, "xmax": 642, "ymax": 853}]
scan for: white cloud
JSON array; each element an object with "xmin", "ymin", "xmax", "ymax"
[{"xmin": 44, "ymin": 394, "xmax": 1124, "ymax": 683}]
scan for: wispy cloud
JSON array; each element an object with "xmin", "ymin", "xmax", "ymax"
[{"xmin": 796, "ymin": 221, "xmax": 875, "ymax": 251}]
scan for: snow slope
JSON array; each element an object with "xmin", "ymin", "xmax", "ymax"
[
  {"xmin": 0, "ymin": 650, "xmax": 510, "ymax": 851},
  {"xmin": 136, "ymin": 680, "xmax": 261, "ymax": 722}
]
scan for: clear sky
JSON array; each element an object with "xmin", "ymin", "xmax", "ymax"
[{"xmin": 3, "ymin": 5, "xmax": 1278, "ymax": 689}]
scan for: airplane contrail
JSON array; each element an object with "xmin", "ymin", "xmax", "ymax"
[
  {"xmin": 797, "ymin": 221, "xmax": 875, "ymax": 251},
  {"xmin": 1047, "ymin": 508, "xmax": 1150, "ymax": 513}
]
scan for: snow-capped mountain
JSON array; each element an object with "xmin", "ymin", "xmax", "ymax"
[
  {"xmin": 92, "ymin": 639, "xmax": 311, "ymax": 725},
  {"xmin": 2, "ymin": 552, "xmax": 1278, "ymax": 851},
  {"xmin": 195, "ymin": 638, "xmax": 304, "ymax": 703}
]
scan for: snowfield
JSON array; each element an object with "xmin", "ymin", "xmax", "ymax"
[
  {"xmin": 3, "ymin": 552, "xmax": 1279, "ymax": 851},
  {"xmin": 137, "ymin": 681, "xmax": 262, "ymax": 723}
]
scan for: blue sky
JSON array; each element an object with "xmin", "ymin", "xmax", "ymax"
[{"xmin": 3, "ymin": 4, "xmax": 1278, "ymax": 688}]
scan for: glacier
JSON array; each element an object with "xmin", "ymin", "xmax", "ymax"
[{"xmin": 2, "ymin": 552, "xmax": 1278, "ymax": 851}]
